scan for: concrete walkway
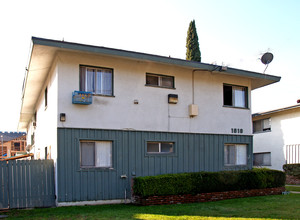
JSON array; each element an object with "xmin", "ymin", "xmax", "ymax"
[{"xmin": 286, "ymin": 185, "xmax": 300, "ymax": 194}]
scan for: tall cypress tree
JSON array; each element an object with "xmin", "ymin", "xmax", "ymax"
[{"xmin": 186, "ymin": 20, "xmax": 201, "ymax": 62}]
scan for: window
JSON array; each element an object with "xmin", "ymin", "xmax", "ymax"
[
  {"xmin": 253, "ymin": 152, "xmax": 271, "ymax": 166},
  {"xmin": 146, "ymin": 73, "xmax": 174, "ymax": 89},
  {"xmin": 80, "ymin": 141, "xmax": 112, "ymax": 168},
  {"xmin": 223, "ymin": 84, "xmax": 248, "ymax": 108},
  {"xmin": 14, "ymin": 143, "xmax": 20, "ymax": 151},
  {"xmin": 253, "ymin": 118, "xmax": 271, "ymax": 133},
  {"xmin": 224, "ymin": 144, "xmax": 247, "ymax": 166},
  {"xmin": 147, "ymin": 142, "xmax": 174, "ymax": 154},
  {"xmin": 80, "ymin": 66, "xmax": 113, "ymax": 96},
  {"xmin": 45, "ymin": 87, "xmax": 48, "ymax": 108},
  {"xmin": 31, "ymin": 133, "xmax": 35, "ymax": 146}
]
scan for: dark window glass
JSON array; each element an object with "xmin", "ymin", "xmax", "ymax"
[
  {"xmin": 147, "ymin": 143, "xmax": 159, "ymax": 153},
  {"xmin": 146, "ymin": 75, "xmax": 159, "ymax": 86},
  {"xmin": 223, "ymin": 85, "xmax": 232, "ymax": 106},
  {"xmin": 81, "ymin": 142, "xmax": 95, "ymax": 167}
]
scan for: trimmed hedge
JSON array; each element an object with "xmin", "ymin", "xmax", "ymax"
[
  {"xmin": 133, "ymin": 169, "xmax": 285, "ymax": 197},
  {"xmin": 283, "ymin": 164, "xmax": 300, "ymax": 177}
]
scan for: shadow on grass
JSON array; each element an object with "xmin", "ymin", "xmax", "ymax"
[{"xmin": 6, "ymin": 194, "xmax": 300, "ymax": 220}]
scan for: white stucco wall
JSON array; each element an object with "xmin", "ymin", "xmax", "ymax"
[
  {"xmin": 56, "ymin": 51, "xmax": 252, "ymax": 135},
  {"xmin": 27, "ymin": 59, "xmax": 58, "ymax": 161},
  {"xmin": 253, "ymin": 109, "xmax": 300, "ymax": 170}
]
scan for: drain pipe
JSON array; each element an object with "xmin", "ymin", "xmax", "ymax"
[{"xmin": 120, "ymin": 174, "xmax": 128, "ymax": 204}]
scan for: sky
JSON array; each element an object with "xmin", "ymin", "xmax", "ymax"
[{"xmin": 0, "ymin": 0, "xmax": 299, "ymax": 132}]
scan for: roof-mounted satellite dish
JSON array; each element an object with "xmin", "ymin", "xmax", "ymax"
[
  {"xmin": 261, "ymin": 52, "xmax": 273, "ymax": 65},
  {"xmin": 261, "ymin": 52, "xmax": 274, "ymax": 73}
]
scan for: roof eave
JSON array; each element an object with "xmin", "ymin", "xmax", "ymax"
[
  {"xmin": 18, "ymin": 36, "xmax": 282, "ymax": 130},
  {"xmin": 31, "ymin": 37, "xmax": 281, "ymax": 87},
  {"xmin": 252, "ymin": 104, "xmax": 300, "ymax": 119}
]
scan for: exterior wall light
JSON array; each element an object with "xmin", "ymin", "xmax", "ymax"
[
  {"xmin": 168, "ymin": 94, "xmax": 178, "ymax": 104},
  {"xmin": 60, "ymin": 113, "xmax": 66, "ymax": 122}
]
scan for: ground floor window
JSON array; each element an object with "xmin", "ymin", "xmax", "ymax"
[
  {"xmin": 147, "ymin": 142, "xmax": 174, "ymax": 154},
  {"xmin": 80, "ymin": 141, "xmax": 112, "ymax": 168},
  {"xmin": 253, "ymin": 152, "xmax": 271, "ymax": 166},
  {"xmin": 224, "ymin": 144, "xmax": 247, "ymax": 166}
]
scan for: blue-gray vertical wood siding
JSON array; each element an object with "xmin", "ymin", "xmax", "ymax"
[
  {"xmin": 57, "ymin": 128, "xmax": 253, "ymax": 202},
  {"xmin": 0, "ymin": 160, "xmax": 55, "ymax": 209}
]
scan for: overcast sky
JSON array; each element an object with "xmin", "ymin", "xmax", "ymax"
[{"xmin": 0, "ymin": 0, "xmax": 299, "ymax": 131}]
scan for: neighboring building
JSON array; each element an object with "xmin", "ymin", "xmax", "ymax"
[
  {"xmin": 18, "ymin": 37, "xmax": 280, "ymax": 205},
  {"xmin": 0, "ymin": 132, "xmax": 26, "ymax": 159},
  {"xmin": 253, "ymin": 103, "xmax": 300, "ymax": 170}
]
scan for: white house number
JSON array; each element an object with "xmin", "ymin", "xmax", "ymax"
[{"xmin": 231, "ymin": 128, "xmax": 243, "ymax": 134}]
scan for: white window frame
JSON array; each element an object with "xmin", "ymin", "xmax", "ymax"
[
  {"xmin": 253, "ymin": 152, "xmax": 271, "ymax": 166},
  {"xmin": 80, "ymin": 65, "xmax": 113, "ymax": 96},
  {"xmin": 223, "ymin": 84, "xmax": 248, "ymax": 108},
  {"xmin": 224, "ymin": 144, "xmax": 247, "ymax": 166},
  {"xmin": 145, "ymin": 73, "xmax": 174, "ymax": 89},
  {"xmin": 80, "ymin": 140, "xmax": 112, "ymax": 168},
  {"xmin": 147, "ymin": 142, "xmax": 174, "ymax": 154}
]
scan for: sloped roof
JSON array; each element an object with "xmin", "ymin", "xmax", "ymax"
[
  {"xmin": 0, "ymin": 132, "xmax": 26, "ymax": 142},
  {"xmin": 252, "ymin": 104, "xmax": 300, "ymax": 120},
  {"xmin": 18, "ymin": 37, "xmax": 281, "ymax": 131}
]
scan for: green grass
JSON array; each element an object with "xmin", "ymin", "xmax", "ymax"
[
  {"xmin": 286, "ymin": 185, "xmax": 300, "ymax": 192},
  {"xmin": 5, "ymin": 194, "xmax": 300, "ymax": 220}
]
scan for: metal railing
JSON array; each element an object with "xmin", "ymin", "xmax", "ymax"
[{"xmin": 286, "ymin": 144, "xmax": 300, "ymax": 164}]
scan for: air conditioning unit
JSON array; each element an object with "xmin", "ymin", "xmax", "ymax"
[{"xmin": 72, "ymin": 91, "xmax": 93, "ymax": 105}]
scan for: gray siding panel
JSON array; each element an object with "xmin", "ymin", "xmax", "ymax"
[
  {"xmin": 0, "ymin": 160, "xmax": 55, "ymax": 209},
  {"xmin": 57, "ymin": 128, "xmax": 253, "ymax": 202}
]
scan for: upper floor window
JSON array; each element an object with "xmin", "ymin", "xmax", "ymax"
[
  {"xmin": 146, "ymin": 73, "xmax": 174, "ymax": 89},
  {"xmin": 223, "ymin": 84, "xmax": 248, "ymax": 108},
  {"xmin": 253, "ymin": 118, "xmax": 271, "ymax": 133},
  {"xmin": 80, "ymin": 65, "xmax": 113, "ymax": 96}
]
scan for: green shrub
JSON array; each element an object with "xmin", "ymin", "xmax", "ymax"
[
  {"xmin": 133, "ymin": 169, "xmax": 285, "ymax": 197},
  {"xmin": 283, "ymin": 164, "xmax": 300, "ymax": 177}
]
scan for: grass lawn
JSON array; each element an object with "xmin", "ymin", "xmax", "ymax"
[
  {"xmin": 286, "ymin": 185, "xmax": 300, "ymax": 192},
  {"xmin": 5, "ymin": 194, "xmax": 300, "ymax": 220}
]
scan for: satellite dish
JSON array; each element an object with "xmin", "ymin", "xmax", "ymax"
[
  {"xmin": 261, "ymin": 52, "xmax": 274, "ymax": 73},
  {"xmin": 261, "ymin": 52, "xmax": 273, "ymax": 65}
]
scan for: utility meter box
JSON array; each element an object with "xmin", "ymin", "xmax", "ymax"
[{"xmin": 189, "ymin": 104, "xmax": 198, "ymax": 117}]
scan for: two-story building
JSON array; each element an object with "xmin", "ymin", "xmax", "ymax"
[
  {"xmin": 0, "ymin": 132, "xmax": 26, "ymax": 159},
  {"xmin": 18, "ymin": 37, "xmax": 280, "ymax": 205},
  {"xmin": 253, "ymin": 103, "xmax": 300, "ymax": 170}
]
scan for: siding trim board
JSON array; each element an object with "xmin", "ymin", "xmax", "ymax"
[{"xmin": 57, "ymin": 128, "xmax": 253, "ymax": 202}]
